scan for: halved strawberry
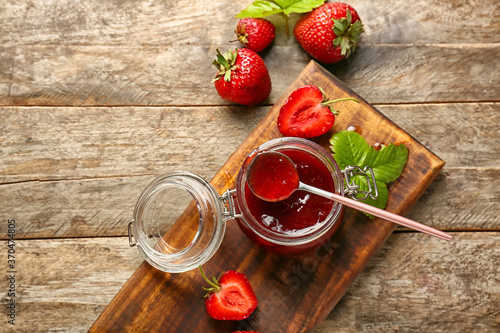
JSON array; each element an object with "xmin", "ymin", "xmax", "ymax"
[
  {"xmin": 200, "ymin": 267, "xmax": 258, "ymax": 321},
  {"xmin": 277, "ymin": 85, "xmax": 359, "ymax": 138}
]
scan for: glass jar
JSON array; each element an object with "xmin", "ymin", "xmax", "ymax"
[
  {"xmin": 128, "ymin": 171, "xmax": 226, "ymax": 273},
  {"xmin": 233, "ymin": 138, "xmax": 345, "ymax": 256},
  {"xmin": 128, "ymin": 138, "xmax": 373, "ymax": 272}
]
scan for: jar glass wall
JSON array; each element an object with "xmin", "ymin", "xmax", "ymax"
[
  {"xmin": 131, "ymin": 172, "xmax": 225, "ymax": 273},
  {"xmin": 234, "ymin": 138, "xmax": 345, "ymax": 256}
]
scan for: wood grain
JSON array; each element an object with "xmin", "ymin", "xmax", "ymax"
[
  {"xmin": 1, "ymin": 102, "xmax": 498, "ymax": 239},
  {"xmin": 0, "ymin": 0, "xmax": 498, "ymax": 332},
  {"xmin": 87, "ymin": 61, "xmax": 445, "ymax": 332},
  {"xmin": 1, "ymin": 103, "xmax": 498, "ymax": 183},
  {"xmin": 1, "ymin": 168, "xmax": 498, "ymax": 240},
  {"xmin": 1, "ymin": 0, "xmax": 498, "ymax": 46},
  {"xmin": 1, "ymin": 44, "xmax": 498, "ymax": 106},
  {"xmin": 378, "ymin": 102, "xmax": 500, "ymax": 168},
  {"xmin": 3, "ymin": 233, "xmax": 498, "ymax": 332}
]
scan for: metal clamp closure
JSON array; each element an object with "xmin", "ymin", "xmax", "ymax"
[
  {"xmin": 128, "ymin": 220, "xmax": 136, "ymax": 247},
  {"xmin": 342, "ymin": 165, "xmax": 379, "ymax": 201},
  {"xmin": 219, "ymin": 189, "xmax": 243, "ymax": 223}
]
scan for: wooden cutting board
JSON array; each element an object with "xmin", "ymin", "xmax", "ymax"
[{"xmin": 90, "ymin": 61, "xmax": 445, "ymax": 333}]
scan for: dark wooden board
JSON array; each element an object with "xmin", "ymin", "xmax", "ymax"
[{"xmin": 90, "ymin": 61, "xmax": 445, "ymax": 333}]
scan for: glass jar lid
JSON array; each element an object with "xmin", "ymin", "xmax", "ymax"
[{"xmin": 128, "ymin": 171, "xmax": 226, "ymax": 273}]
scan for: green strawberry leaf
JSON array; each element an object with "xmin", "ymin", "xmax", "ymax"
[
  {"xmin": 329, "ymin": 130, "xmax": 378, "ymax": 171},
  {"xmin": 372, "ymin": 143, "xmax": 409, "ymax": 184},
  {"xmin": 236, "ymin": 1, "xmax": 283, "ymax": 18},
  {"xmin": 283, "ymin": 0, "xmax": 326, "ymax": 15},
  {"xmin": 329, "ymin": 130, "xmax": 408, "ymax": 217},
  {"xmin": 350, "ymin": 176, "xmax": 389, "ymax": 218},
  {"xmin": 236, "ymin": 0, "xmax": 325, "ymax": 18}
]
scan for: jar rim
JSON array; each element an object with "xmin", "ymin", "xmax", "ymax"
[
  {"xmin": 235, "ymin": 137, "xmax": 345, "ymax": 246},
  {"xmin": 132, "ymin": 171, "xmax": 225, "ymax": 273}
]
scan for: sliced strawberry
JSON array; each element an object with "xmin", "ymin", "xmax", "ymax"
[
  {"xmin": 200, "ymin": 267, "xmax": 258, "ymax": 321},
  {"xmin": 277, "ymin": 85, "xmax": 359, "ymax": 138}
]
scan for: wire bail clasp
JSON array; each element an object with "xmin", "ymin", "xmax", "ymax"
[
  {"xmin": 219, "ymin": 189, "xmax": 243, "ymax": 223},
  {"xmin": 128, "ymin": 220, "xmax": 136, "ymax": 247},
  {"xmin": 342, "ymin": 165, "xmax": 379, "ymax": 201}
]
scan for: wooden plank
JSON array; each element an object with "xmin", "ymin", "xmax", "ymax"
[
  {"xmin": 1, "ymin": 103, "xmax": 498, "ymax": 184},
  {"xmin": 3, "ymin": 233, "xmax": 498, "ymax": 332},
  {"xmin": 319, "ymin": 232, "xmax": 500, "ymax": 332},
  {"xmin": 0, "ymin": 105, "xmax": 268, "ymax": 184},
  {"xmin": 378, "ymin": 102, "xmax": 500, "ymax": 168},
  {"xmin": 406, "ymin": 168, "xmax": 500, "ymax": 232},
  {"xmin": 1, "ymin": 168, "xmax": 498, "ymax": 239},
  {"xmin": 1, "ymin": 0, "xmax": 498, "ymax": 46},
  {"xmin": 0, "ymin": 44, "xmax": 498, "ymax": 106},
  {"xmin": 89, "ymin": 61, "xmax": 445, "ymax": 332},
  {"xmin": 1, "ymin": 102, "xmax": 498, "ymax": 238}
]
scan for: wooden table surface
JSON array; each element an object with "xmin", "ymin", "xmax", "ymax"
[{"xmin": 1, "ymin": 0, "xmax": 498, "ymax": 332}]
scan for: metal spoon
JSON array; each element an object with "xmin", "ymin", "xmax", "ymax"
[{"xmin": 247, "ymin": 151, "xmax": 453, "ymax": 241}]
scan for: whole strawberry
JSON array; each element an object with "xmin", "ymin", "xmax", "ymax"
[
  {"xmin": 277, "ymin": 85, "xmax": 359, "ymax": 138},
  {"xmin": 200, "ymin": 267, "xmax": 258, "ymax": 321},
  {"xmin": 212, "ymin": 48, "xmax": 271, "ymax": 106},
  {"xmin": 236, "ymin": 18, "xmax": 275, "ymax": 53},
  {"xmin": 294, "ymin": 2, "xmax": 364, "ymax": 64}
]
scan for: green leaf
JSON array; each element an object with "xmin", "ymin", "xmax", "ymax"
[
  {"xmin": 284, "ymin": 0, "xmax": 326, "ymax": 15},
  {"xmin": 236, "ymin": 1, "xmax": 283, "ymax": 18},
  {"xmin": 223, "ymin": 69, "xmax": 232, "ymax": 82},
  {"xmin": 329, "ymin": 130, "xmax": 408, "ymax": 216},
  {"xmin": 273, "ymin": 0, "xmax": 288, "ymax": 8},
  {"xmin": 236, "ymin": 0, "xmax": 325, "ymax": 18},
  {"xmin": 329, "ymin": 131, "xmax": 377, "ymax": 170},
  {"xmin": 216, "ymin": 49, "xmax": 229, "ymax": 69},
  {"xmin": 371, "ymin": 143, "xmax": 409, "ymax": 183},
  {"xmin": 351, "ymin": 176, "xmax": 389, "ymax": 218}
]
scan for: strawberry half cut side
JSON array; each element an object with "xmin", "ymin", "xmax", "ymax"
[
  {"xmin": 200, "ymin": 266, "xmax": 258, "ymax": 321},
  {"xmin": 277, "ymin": 85, "xmax": 359, "ymax": 138}
]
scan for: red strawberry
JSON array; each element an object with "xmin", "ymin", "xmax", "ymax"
[
  {"xmin": 212, "ymin": 48, "xmax": 271, "ymax": 106},
  {"xmin": 236, "ymin": 18, "xmax": 276, "ymax": 53},
  {"xmin": 200, "ymin": 267, "xmax": 258, "ymax": 321},
  {"xmin": 294, "ymin": 2, "xmax": 364, "ymax": 64},
  {"xmin": 277, "ymin": 85, "xmax": 359, "ymax": 138}
]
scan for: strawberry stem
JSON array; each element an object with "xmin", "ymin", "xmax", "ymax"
[
  {"xmin": 283, "ymin": 13, "xmax": 289, "ymax": 37},
  {"xmin": 199, "ymin": 265, "xmax": 220, "ymax": 292},
  {"xmin": 322, "ymin": 97, "xmax": 359, "ymax": 106},
  {"xmin": 322, "ymin": 97, "xmax": 359, "ymax": 115}
]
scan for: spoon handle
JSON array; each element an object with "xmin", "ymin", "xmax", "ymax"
[{"xmin": 299, "ymin": 183, "xmax": 453, "ymax": 241}]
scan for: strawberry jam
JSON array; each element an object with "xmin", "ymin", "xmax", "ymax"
[
  {"xmin": 235, "ymin": 138, "xmax": 345, "ymax": 256},
  {"xmin": 245, "ymin": 149, "xmax": 334, "ymax": 232},
  {"xmin": 246, "ymin": 152, "xmax": 300, "ymax": 202}
]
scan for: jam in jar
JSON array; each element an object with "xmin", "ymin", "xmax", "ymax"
[
  {"xmin": 234, "ymin": 138, "xmax": 345, "ymax": 256},
  {"xmin": 129, "ymin": 137, "xmax": 346, "ymax": 272}
]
